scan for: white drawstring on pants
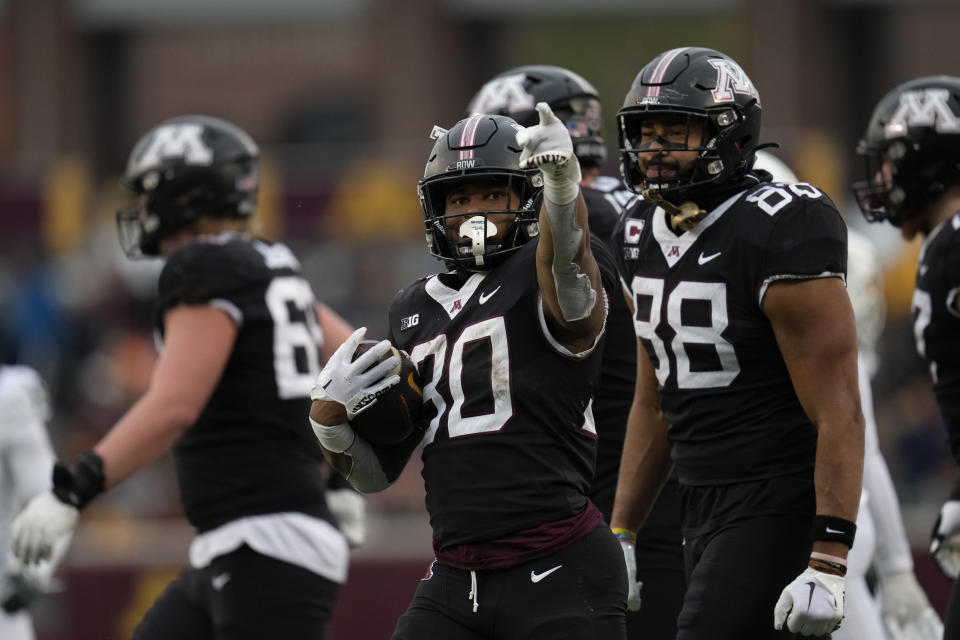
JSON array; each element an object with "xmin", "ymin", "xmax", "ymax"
[{"xmin": 468, "ymin": 570, "xmax": 479, "ymax": 612}]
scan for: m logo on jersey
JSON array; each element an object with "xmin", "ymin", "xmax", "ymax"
[
  {"xmin": 624, "ymin": 219, "xmax": 645, "ymax": 244},
  {"xmin": 885, "ymin": 89, "xmax": 960, "ymax": 138},
  {"xmin": 708, "ymin": 59, "xmax": 760, "ymax": 105},
  {"xmin": 468, "ymin": 73, "xmax": 535, "ymax": 115},
  {"xmin": 129, "ymin": 123, "xmax": 214, "ymax": 175}
]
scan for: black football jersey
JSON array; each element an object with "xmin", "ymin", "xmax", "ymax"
[
  {"xmin": 582, "ymin": 175, "xmax": 638, "ymax": 244},
  {"xmin": 388, "ymin": 239, "xmax": 605, "ymax": 549},
  {"xmin": 155, "ymin": 232, "xmax": 331, "ymax": 532},
  {"xmin": 912, "ymin": 213, "xmax": 960, "ymax": 464},
  {"xmin": 583, "ymin": 184, "xmax": 643, "ymax": 520},
  {"xmin": 615, "ymin": 178, "xmax": 847, "ymax": 486}
]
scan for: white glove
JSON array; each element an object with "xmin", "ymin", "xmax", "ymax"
[
  {"xmin": 516, "ymin": 102, "xmax": 581, "ymax": 204},
  {"xmin": 326, "ymin": 488, "xmax": 367, "ymax": 548},
  {"xmin": 310, "ymin": 327, "xmax": 400, "ymax": 420},
  {"xmin": 619, "ymin": 539, "xmax": 643, "ymax": 611},
  {"xmin": 774, "ymin": 566, "xmax": 845, "ymax": 636},
  {"xmin": 878, "ymin": 570, "xmax": 944, "ymax": 640},
  {"xmin": 930, "ymin": 500, "xmax": 960, "ymax": 578},
  {"xmin": 11, "ymin": 491, "xmax": 79, "ymax": 565}
]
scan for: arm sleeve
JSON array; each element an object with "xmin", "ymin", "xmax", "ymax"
[
  {"xmin": 758, "ymin": 197, "xmax": 847, "ymax": 304},
  {"xmin": 859, "ymin": 356, "xmax": 914, "ymax": 575}
]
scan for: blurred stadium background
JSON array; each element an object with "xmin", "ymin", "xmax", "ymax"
[{"xmin": 0, "ymin": 0, "xmax": 958, "ymax": 637}]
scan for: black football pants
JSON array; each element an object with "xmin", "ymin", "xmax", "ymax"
[
  {"xmin": 131, "ymin": 544, "xmax": 339, "ymax": 640},
  {"xmin": 678, "ymin": 514, "xmax": 813, "ymax": 640},
  {"xmin": 391, "ymin": 524, "xmax": 627, "ymax": 640},
  {"xmin": 945, "ymin": 578, "xmax": 960, "ymax": 640},
  {"xmin": 627, "ymin": 478, "xmax": 685, "ymax": 640}
]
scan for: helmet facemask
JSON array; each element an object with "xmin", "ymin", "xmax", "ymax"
[
  {"xmin": 419, "ymin": 172, "xmax": 539, "ymax": 271},
  {"xmin": 853, "ymin": 137, "xmax": 960, "ymax": 228},
  {"xmin": 552, "ymin": 96, "xmax": 607, "ymax": 167},
  {"xmin": 116, "ymin": 116, "xmax": 259, "ymax": 258},
  {"xmin": 618, "ymin": 104, "xmax": 756, "ymax": 204}
]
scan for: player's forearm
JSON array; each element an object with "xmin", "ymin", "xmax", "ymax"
[
  {"xmin": 536, "ymin": 194, "xmax": 605, "ymax": 344},
  {"xmin": 812, "ymin": 413, "xmax": 864, "ymax": 558},
  {"xmin": 94, "ymin": 391, "xmax": 198, "ymax": 489},
  {"xmin": 610, "ymin": 403, "xmax": 672, "ymax": 533}
]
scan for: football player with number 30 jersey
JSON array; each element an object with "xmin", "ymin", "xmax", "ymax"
[
  {"xmin": 311, "ymin": 109, "xmax": 628, "ymax": 639},
  {"xmin": 469, "ymin": 64, "xmax": 684, "ymax": 640},
  {"xmin": 609, "ymin": 48, "xmax": 864, "ymax": 639},
  {"xmin": 10, "ymin": 116, "xmax": 354, "ymax": 640},
  {"xmin": 853, "ymin": 75, "xmax": 960, "ymax": 638}
]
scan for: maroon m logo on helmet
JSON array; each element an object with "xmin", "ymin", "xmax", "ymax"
[{"xmin": 708, "ymin": 59, "xmax": 760, "ymax": 106}]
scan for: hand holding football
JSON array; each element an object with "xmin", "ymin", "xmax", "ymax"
[{"xmin": 311, "ymin": 340, "xmax": 424, "ymax": 445}]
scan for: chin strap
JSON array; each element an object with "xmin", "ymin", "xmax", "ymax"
[{"xmin": 642, "ymin": 188, "xmax": 706, "ymax": 232}]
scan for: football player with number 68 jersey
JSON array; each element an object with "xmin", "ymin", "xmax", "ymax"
[
  {"xmin": 609, "ymin": 47, "xmax": 864, "ymax": 639},
  {"xmin": 10, "ymin": 116, "xmax": 354, "ymax": 640}
]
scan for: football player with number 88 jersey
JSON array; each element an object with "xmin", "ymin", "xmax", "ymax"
[
  {"xmin": 10, "ymin": 116, "xmax": 355, "ymax": 640},
  {"xmin": 609, "ymin": 48, "xmax": 864, "ymax": 639}
]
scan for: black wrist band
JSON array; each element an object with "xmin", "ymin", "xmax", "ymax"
[
  {"xmin": 810, "ymin": 515, "xmax": 856, "ymax": 548},
  {"xmin": 52, "ymin": 450, "xmax": 106, "ymax": 510},
  {"xmin": 808, "ymin": 558, "xmax": 847, "ymax": 577}
]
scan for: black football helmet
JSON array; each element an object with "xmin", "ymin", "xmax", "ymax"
[
  {"xmin": 853, "ymin": 75, "xmax": 960, "ymax": 227},
  {"xmin": 116, "ymin": 115, "xmax": 259, "ymax": 258},
  {"xmin": 418, "ymin": 114, "xmax": 540, "ymax": 271},
  {"xmin": 466, "ymin": 65, "xmax": 607, "ymax": 167},
  {"xmin": 617, "ymin": 47, "xmax": 762, "ymax": 202}
]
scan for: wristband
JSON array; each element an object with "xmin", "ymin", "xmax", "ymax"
[
  {"xmin": 612, "ymin": 527, "xmax": 637, "ymax": 543},
  {"xmin": 53, "ymin": 450, "xmax": 106, "ymax": 510},
  {"xmin": 809, "ymin": 558, "xmax": 847, "ymax": 577},
  {"xmin": 810, "ymin": 514, "xmax": 857, "ymax": 549},
  {"xmin": 310, "ymin": 419, "xmax": 357, "ymax": 453}
]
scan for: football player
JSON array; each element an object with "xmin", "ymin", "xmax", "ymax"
[
  {"xmin": 10, "ymin": 116, "xmax": 354, "ymax": 639},
  {"xmin": 311, "ymin": 107, "xmax": 628, "ymax": 638},
  {"xmin": 853, "ymin": 74, "xmax": 960, "ymax": 638},
  {"xmin": 757, "ymin": 151, "xmax": 942, "ymax": 640},
  {"xmin": 608, "ymin": 48, "xmax": 865, "ymax": 639},
  {"xmin": 468, "ymin": 65, "xmax": 684, "ymax": 639},
  {"xmin": 0, "ymin": 366, "xmax": 66, "ymax": 640}
]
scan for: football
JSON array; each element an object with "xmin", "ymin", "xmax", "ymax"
[{"xmin": 346, "ymin": 340, "xmax": 424, "ymax": 445}]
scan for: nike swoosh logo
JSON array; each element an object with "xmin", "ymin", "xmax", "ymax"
[
  {"xmin": 806, "ymin": 581, "xmax": 816, "ymax": 609},
  {"xmin": 530, "ymin": 565, "xmax": 562, "ymax": 583},
  {"xmin": 212, "ymin": 573, "xmax": 231, "ymax": 591},
  {"xmin": 698, "ymin": 251, "xmax": 721, "ymax": 265},
  {"xmin": 825, "ymin": 526, "xmax": 845, "ymax": 535},
  {"xmin": 478, "ymin": 286, "xmax": 501, "ymax": 305}
]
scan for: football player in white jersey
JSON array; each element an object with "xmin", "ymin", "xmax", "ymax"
[
  {"xmin": 756, "ymin": 151, "xmax": 942, "ymax": 640},
  {"xmin": 0, "ymin": 365, "xmax": 67, "ymax": 640}
]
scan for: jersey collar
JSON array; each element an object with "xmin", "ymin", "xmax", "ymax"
[
  {"xmin": 651, "ymin": 188, "xmax": 748, "ymax": 267},
  {"xmin": 425, "ymin": 271, "xmax": 488, "ymax": 320}
]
